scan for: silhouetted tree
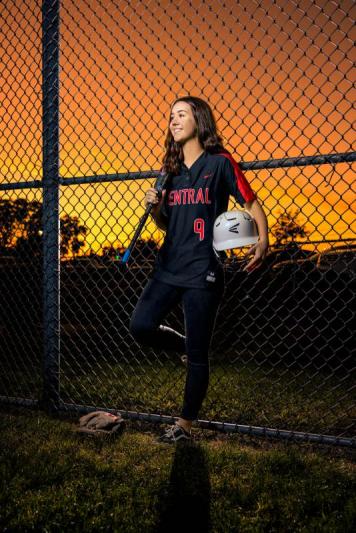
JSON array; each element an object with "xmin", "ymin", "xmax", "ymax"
[
  {"xmin": 102, "ymin": 238, "xmax": 159, "ymax": 263},
  {"xmin": 272, "ymin": 208, "xmax": 310, "ymax": 246},
  {"xmin": 60, "ymin": 213, "xmax": 87, "ymax": 257},
  {"xmin": 102, "ymin": 242, "xmax": 124, "ymax": 259},
  {"xmin": 0, "ymin": 199, "xmax": 41, "ymax": 249},
  {"xmin": 111, "ymin": 239, "xmax": 159, "ymax": 263},
  {"xmin": 0, "ymin": 199, "xmax": 87, "ymax": 258},
  {"xmin": 15, "ymin": 200, "xmax": 43, "ymax": 258}
]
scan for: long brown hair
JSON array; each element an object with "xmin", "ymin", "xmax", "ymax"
[{"xmin": 162, "ymin": 96, "xmax": 225, "ymax": 176}]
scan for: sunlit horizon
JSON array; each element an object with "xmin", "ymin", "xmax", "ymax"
[{"xmin": 0, "ymin": 0, "xmax": 354, "ymax": 255}]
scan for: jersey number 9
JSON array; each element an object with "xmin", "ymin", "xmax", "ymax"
[{"xmin": 194, "ymin": 218, "xmax": 205, "ymax": 241}]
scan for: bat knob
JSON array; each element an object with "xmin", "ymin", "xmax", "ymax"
[{"xmin": 121, "ymin": 249, "xmax": 131, "ymax": 264}]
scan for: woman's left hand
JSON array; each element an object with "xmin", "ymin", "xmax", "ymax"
[{"xmin": 243, "ymin": 240, "xmax": 269, "ymax": 272}]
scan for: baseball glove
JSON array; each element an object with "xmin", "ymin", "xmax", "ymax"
[{"xmin": 77, "ymin": 410, "xmax": 125, "ymax": 437}]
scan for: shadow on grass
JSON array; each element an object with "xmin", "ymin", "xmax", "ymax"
[{"xmin": 156, "ymin": 442, "xmax": 211, "ymax": 533}]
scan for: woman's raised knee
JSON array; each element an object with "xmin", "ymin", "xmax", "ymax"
[{"xmin": 129, "ymin": 315, "xmax": 156, "ymax": 345}]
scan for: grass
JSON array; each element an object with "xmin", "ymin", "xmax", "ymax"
[
  {"xmin": 1, "ymin": 357, "xmax": 354, "ymax": 438},
  {"xmin": 0, "ymin": 408, "xmax": 355, "ymax": 532},
  {"xmin": 57, "ymin": 359, "xmax": 355, "ymax": 437}
]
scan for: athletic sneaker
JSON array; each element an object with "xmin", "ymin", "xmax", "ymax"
[{"xmin": 157, "ymin": 423, "xmax": 192, "ymax": 444}]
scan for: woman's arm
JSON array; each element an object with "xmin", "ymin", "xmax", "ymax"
[
  {"xmin": 145, "ymin": 187, "xmax": 167, "ymax": 232},
  {"xmin": 243, "ymin": 198, "xmax": 269, "ymax": 272},
  {"xmin": 151, "ymin": 202, "xmax": 167, "ymax": 232}
]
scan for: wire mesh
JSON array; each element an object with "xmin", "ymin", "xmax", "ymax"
[
  {"xmin": 0, "ymin": 0, "xmax": 43, "ymax": 402},
  {"xmin": 0, "ymin": 0, "xmax": 355, "ymax": 444}
]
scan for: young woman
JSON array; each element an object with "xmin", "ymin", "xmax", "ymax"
[{"xmin": 129, "ymin": 96, "xmax": 269, "ymax": 443}]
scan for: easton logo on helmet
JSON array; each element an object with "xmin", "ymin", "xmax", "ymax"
[{"xmin": 229, "ymin": 222, "xmax": 240, "ymax": 234}]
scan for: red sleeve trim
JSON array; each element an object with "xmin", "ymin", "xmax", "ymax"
[{"xmin": 217, "ymin": 152, "xmax": 256, "ymax": 203}]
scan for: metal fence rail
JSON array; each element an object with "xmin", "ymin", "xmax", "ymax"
[{"xmin": 0, "ymin": 0, "xmax": 355, "ymax": 446}]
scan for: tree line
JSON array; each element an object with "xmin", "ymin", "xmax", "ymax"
[
  {"xmin": 0, "ymin": 199, "xmax": 87, "ymax": 258},
  {"xmin": 0, "ymin": 198, "xmax": 309, "ymax": 261}
]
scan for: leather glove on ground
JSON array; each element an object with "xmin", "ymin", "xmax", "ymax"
[{"xmin": 77, "ymin": 410, "xmax": 125, "ymax": 436}]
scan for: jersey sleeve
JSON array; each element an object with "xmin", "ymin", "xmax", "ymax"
[{"xmin": 219, "ymin": 152, "xmax": 256, "ymax": 207}]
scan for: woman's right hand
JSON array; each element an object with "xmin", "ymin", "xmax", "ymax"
[{"xmin": 145, "ymin": 188, "xmax": 160, "ymax": 208}]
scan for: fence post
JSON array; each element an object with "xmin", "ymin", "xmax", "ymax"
[{"xmin": 41, "ymin": 0, "xmax": 60, "ymax": 410}]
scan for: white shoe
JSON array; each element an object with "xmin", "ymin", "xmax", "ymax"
[{"xmin": 157, "ymin": 423, "xmax": 192, "ymax": 444}]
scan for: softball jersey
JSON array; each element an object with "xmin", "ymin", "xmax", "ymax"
[{"xmin": 152, "ymin": 150, "xmax": 256, "ymax": 289}]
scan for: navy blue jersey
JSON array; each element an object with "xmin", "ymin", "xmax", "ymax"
[{"xmin": 152, "ymin": 150, "xmax": 256, "ymax": 289}]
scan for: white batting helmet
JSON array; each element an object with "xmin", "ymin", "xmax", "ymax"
[{"xmin": 213, "ymin": 210, "xmax": 259, "ymax": 250}]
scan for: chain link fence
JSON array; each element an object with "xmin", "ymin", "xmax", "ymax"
[{"xmin": 0, "ymin": 0, "xmax": 355, "ymax": 446}]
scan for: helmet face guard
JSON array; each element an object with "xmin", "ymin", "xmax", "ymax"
[{"xmin": 213, "ymin": 210, "xmax": 259, "ymax": 251}]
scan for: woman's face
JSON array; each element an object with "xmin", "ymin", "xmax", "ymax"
[{"xmin": 169, "ymin": 101, "xmax": 197, "ymax": 144}]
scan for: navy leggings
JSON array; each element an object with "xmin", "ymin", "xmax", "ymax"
[{"xmin": 129, "ymin": 277, "xmax": 224, "ymax": 421}]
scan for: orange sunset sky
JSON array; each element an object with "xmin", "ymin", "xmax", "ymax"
[{"xmin": 0, "ymin": 0, "xmax": 355, "ymax": 254}]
